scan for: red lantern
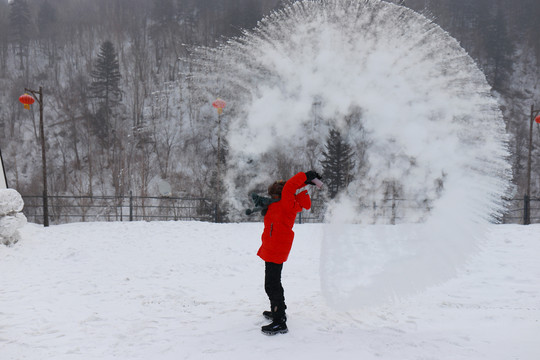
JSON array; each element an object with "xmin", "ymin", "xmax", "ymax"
[
  {"xmin": 212, "ymin": 98, "xmax": 226, "ymax": 115},
  {"xmin": 19, "ymin": 93, "xmax": 35, "ymax": 110},
  {"xmin": 536, "ymin": 115, "xmax": 540, "ymax": 124}
]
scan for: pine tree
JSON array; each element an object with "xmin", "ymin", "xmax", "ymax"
[
  {"xmin": 320, "ymin": 128, "xmax": 355, "ymax": 199},
  {"xmin": 90, "ymin": 40, "xmax": 122, "ymax": 141},
  {"xmin": 91, "ymin": 40, "xmax": 122, "ymax": 105}
]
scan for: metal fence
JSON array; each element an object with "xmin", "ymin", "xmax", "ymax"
[
  {"xmin": 22, "ymin": 194, "xmax": 217, "ymax": 224},
  {"xmin": 501, "ymin": 196, "xmax": 540, "ymax": 224},
  {"xmin": 21, "ymin": 194, "xmax": 540, "ymax": 226},
  {"xmin": 21, "ymin": 194, "xmax": 326, "ymax": 225}
]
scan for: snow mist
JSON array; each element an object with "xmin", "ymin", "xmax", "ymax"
[{"xmin": 191, "ymin": 0, "xmax": 512, "ymax": 308}]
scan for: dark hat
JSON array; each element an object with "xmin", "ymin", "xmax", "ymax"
[{"xmin": 268, "ymin": 180, "xmax": 286, "ymax": 199}]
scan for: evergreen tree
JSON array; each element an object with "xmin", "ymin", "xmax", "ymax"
[
  {"xmin": 320, "ymin": 128, "xmax": 355, "ymax": 199},
  {"xmin": 91, "ymin": 40, "xmax": 122, "ymax": 105},
  {"xmin": 90, "ymin": 40, "xmax": 122, "ymax": 140}
]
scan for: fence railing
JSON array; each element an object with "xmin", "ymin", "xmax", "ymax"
[
  {"xmin": 21, "ymin": 194, "xmax": 540, "ymax": 226},
  {"xmin": 21, "ymin": 193, "xmax": 326, "ymax": 225},
  {"xmin": 22, "ymin": 194, "xmax": 217, "ymax": 224},
  {"xmin": 501, "ymin": 196, "xmax": 540, "ymax": 224}
]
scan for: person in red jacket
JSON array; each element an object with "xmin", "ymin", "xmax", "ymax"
[{"xmin": 257, "ymin": 170, "xmax": 322, "ymax": 335}]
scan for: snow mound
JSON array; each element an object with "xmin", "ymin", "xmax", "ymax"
[
  {"xmin": 0, "ymin": 188, "xmax": 24, "ymax": 215},
  {"xmin": 0, "ymin": 189, "xmax": 27, "ymax": 245}
]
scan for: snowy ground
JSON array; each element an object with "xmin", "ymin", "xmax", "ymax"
[{"xmin": 1, "ymin": 221, "xmax": 539, "ymax": 360}]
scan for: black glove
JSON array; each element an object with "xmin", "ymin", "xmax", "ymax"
[
  {"xmin": 251, "ymin": 193, "xmax": 275, "ymax": 208},
  {"xmin": 251, "ymin": 193, "xmax": 263, "ymax": 208},
  {"xmin": 304, "ymin": 170, "xmax": 322, "ymax": 185}
]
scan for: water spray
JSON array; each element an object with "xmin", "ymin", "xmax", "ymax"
[{"xmin": 190, "ymin": 0, "xmax": 512, "ymax": 307}]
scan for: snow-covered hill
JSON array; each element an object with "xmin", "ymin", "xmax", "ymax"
[{"xmin": 1, "ymin": 221, "xmax": 538, "ymax": 360}]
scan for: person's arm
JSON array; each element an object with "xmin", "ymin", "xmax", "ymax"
[{"xmin": 280, "ymin": 172, "xmax": 308, "ymax": 208}]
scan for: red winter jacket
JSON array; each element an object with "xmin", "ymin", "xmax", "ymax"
[{"xmin": 257, "ymin": 172, "xmax": 311, "ymax": 264}]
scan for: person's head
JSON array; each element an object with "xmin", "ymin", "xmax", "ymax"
[{"xmin": 268, "ymin": 180, "xmax": 286, "ymax": 199}]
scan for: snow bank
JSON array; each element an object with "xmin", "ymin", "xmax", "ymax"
[
  {"xmin": 0, "ymin": 188, "xmax": 27, "ymax": 245},
  {"xmin": 1, "ymin": 222, "xmax": 539, "ymax": 360}
]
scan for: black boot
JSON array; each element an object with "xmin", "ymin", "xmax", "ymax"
[
  {"xmin": 261, "ymin": 317, "xmax": 288, "ymax": 335},
  {"xmin": 261, "ymin": 305, "xmax": 288, "ymax": 335}
]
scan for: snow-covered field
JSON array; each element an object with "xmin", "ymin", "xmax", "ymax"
[{"xmin": 1, "ymin": 221, "xmax": 538, "ymax": 360}]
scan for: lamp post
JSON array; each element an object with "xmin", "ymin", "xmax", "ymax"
[
  {"xmin": 212, "ymin": 98, "xmax": 226, "ymax": 223},
  {"xmin": 22, "ymin": 87, "xmax": 49, "ymax": 227},
  {"xmin": 524, "ymin": 104, "xmax": 540, "ymax": 225}
]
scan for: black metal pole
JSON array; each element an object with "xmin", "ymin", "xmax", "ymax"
[
  {"xmin": 129, "ymin": 191, "xmax": 133, "ymax": 221},
  {"xmin": 524, "ymin": 194, "xmax": 530, "ymax": 226},
  {"xmin": 216, "ymin": 111, "xmax": 222, "ymax": 223},
  {"xmin": 39, "ymin": 87, "xmax": 49, "ymax": 227},
  {"xmin": 525, "ymin": 104, "xmax": 540, "ymax": 225},
  {"xmin": 25, "ymin": 86, "xmax": 48, "ymax": 227}
]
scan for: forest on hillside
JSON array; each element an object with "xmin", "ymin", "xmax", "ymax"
[{"xmin": 0, "ymin": 0, "xmax": 539, "ymax": 222}]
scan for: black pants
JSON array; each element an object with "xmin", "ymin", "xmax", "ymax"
[{"xmin": 264, "ymin": 262, "xmax": 286, "ymax": 317}]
